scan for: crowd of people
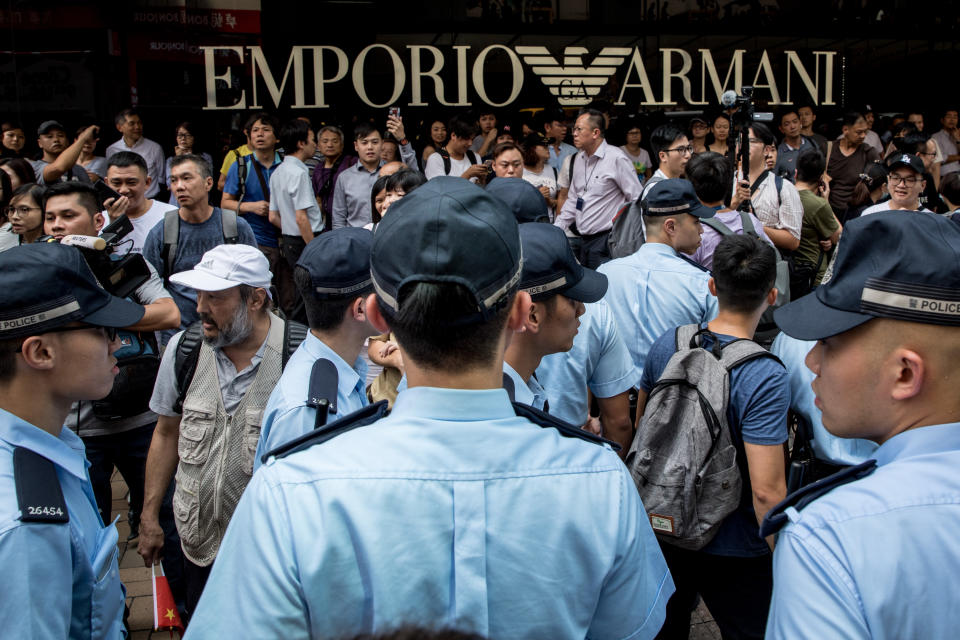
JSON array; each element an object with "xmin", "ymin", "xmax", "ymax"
[{"xmin": 0, "ymin": 98, "xmax": 959, "ymax": 640}]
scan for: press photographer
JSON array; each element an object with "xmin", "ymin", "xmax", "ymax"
[{"xmin": 42, "ymin": 181, "xmax": 180, "ymax": 541}]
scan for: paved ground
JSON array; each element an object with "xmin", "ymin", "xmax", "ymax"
[{"xmin": 110, "ymin": 471, "xmax": 721, "ymax": 638}]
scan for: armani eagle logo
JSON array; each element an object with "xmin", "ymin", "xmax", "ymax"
[{"xmin": 515, "ymin": 46, "xmax": 633, "ymax": 106}]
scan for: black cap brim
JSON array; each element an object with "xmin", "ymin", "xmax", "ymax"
[
  {"xmin": 774, "ymin": 290, "xmax": 873, "ymax": 340},
  {"xmin": 82, "ymin": 296, "xmax": 145, "ymax": 329},
  {"xmin": 689, "ymin": 202, "xmax": 718, "ymax": 219},
  {"xmin": 563, "ymin": 269, "xmax": 608, "ymax": 304}
]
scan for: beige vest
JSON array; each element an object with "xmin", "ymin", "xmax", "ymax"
[{"xmin": 172, "ymin": 316, "xmax": 284, "ymax": 566}]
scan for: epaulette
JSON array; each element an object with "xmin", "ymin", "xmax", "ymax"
[
  {"xmin": 14, "ymin": 448, "xmax": 69, "ymax": 524},
  {"xmin": 512, "ymin": 401, "xmax": 621, "ymax": 451},
  {"xmin": 261, "ymin": 400, "xmax": 389, "ymax": 464},
  {"xmin": 760, "ymin": 459, "xmax": 877, "ymax": 538},
  {"xmin": 678, "ymin": 253, "xmax": 710, "ymax": 273}
]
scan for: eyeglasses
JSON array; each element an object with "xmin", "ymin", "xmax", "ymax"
[
  {"xmin": 888, "ymin": 174, "xmax": 921, "ymax": 186},
  {"xmin": 5, "ymin": 205, "xmax": 41, "ymax": 217},
  {"xmin": 176, "ymin": 132, "xmax": 194, "ymax": 139},
  {"xmin": 664, "ymin": 145, "xmax": 694, "ymax": 155}
]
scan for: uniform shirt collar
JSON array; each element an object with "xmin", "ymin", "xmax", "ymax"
[
  {"xmin": 638, "ymin": 242, "xmax": 680, "ymax": 259},
  {"xmin": 0, "ymin": 408, "xmax": 89, "ymax": 480},
  {"xmin": 585, "ymin": 139, "xmax": 609, "ymax": 159},
  {"xmin": 872, "ymin": 422, "xmax": 960, "ymax": 467},
  {"xmin": 391, "ymin": 386, "xmax": 516, "ymax": 422},
  {"xmin": 303, "ymin": 331, "xmax": 367, "ymax": 391}
]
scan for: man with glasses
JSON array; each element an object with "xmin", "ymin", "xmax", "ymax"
[
  {"xmin": 554, "ymin": 108, "xmax": 641, "ymax": 268},
  {"xmin": 643, "ymin": 123, "xmax": 692, "ymax": 200},
  {"xmin": 0, "ymin": 241, "xmax": 145, "ymax": 638},
  {"xmin": 733, "ymin": 123, "xmax": 802, "ymax": 253},
  {"xmin": 861, "ymin": 155, "xmax": 932, "ymax": 216}
]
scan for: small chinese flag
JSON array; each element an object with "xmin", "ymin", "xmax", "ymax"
[{"xmin": 152, "ymin": 563, "xmax": 184, "ymax": 636}]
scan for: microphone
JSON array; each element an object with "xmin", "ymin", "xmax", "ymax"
[
  {"xmin": 59, "ymin": 234, "xmax": 107, "ymax": 251},
  {"xmin": 720, "ymin": 90, "xmax": 739, "ymax": 108}
]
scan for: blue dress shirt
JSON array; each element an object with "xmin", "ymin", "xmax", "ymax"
[
  {"xmin": 767, "ymin": 421, "xmax": 960, "ymax": 639},
  {"xmin": 597, "ymin": 242, "xmax": 718, "ymax": 375},
  {"xmin": 0, "ymin": 409, "xmax": 125, "ymax": 638},
  {"xmin": 537, "ymin": 300, "xmax": 640, "ymax": 426},
  {"xmin": 187, "ymin": 386, "xmax": 674, "ymax": 639},
  {"xmin": 770, "ymin": 334, "xmax": 878, "ymax": 465},
  {"xmin": 254, "ymin": 332, "xmax": 368, "ymax": 468},
  {"xmin": 502, "ymin": 362, "xmax": 547, "ymax": 410}
]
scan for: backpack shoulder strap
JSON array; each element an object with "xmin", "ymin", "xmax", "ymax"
[
  {"xmin": 220, "ymin": 209, "xmax": 239, "ymax": 244},
  {"xmin": 264, "ymin": 400, "xmax": 390, "ymax": 463},
  {"xmin": 567, "ymin": 152, "xmax": 576, "ymax": 183},
  {"xmin": 512, "ymin": 401, "xmax": 621, "ymax": 451},
  {"xmin": 738, "ymin": 211, "xmax": 758, "ymax": 236},
  {"xmin": 466, "ymin": 150, "xmax": 479, "ymax": 165},
  {"xmin": 760, "ymin": 459, "xmax": 876, "ymax": 537},
  {"xmin": 307, "ymin": 358, "xmax": 340, "ymax": 429},
  {"xmin": 552, "ymin": 166, "xmax": 558, "ymax": 182},
  {"xmin": 14, "ymin": 448, "xmax": 69, "ymax": 523},
  {"xmin": 702, "ymin": 216, "xmax": 734, "ymax": 236},
  {"xmin": 234, "ymin": 149, "xmax": 248, "ymax": 201},
  {"xmin": 173, "ymin": 323, "xmax": 204, "ymax": 414},
  {"xmin": 438, "ymin": 147, "xmax": 452, "ymax": 175},
  {"xmin": 718, "ymin": 338, "xmax": 784, "ymax": 371},
  {"xmin": 161, "ymin": 209, "xmax": 181, "ymax": 282},
  {"xmin": 675, "ymin": 324, "xmax": 702, "ymax": 352},
  {"xmin": 775, "ymin": 175, "xmax": 783, "ymax": 208},
  {"xmin": 282, "ymin": 320, "xmax": 308, "ymax": 370}
]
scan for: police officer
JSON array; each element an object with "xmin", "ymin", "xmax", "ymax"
[
  {"xmin": 763, "ymin": 211, "xmax": 960, "ymax": 638},
  {"xmin": 0, "ymin": 242, "xmax": 144, "ymax": 638},
  {"xmin": 185, "ymin": 177, "xmax": 673, "ymax": 638},
  {"xmin": 254, "ymin": 227, "xmax": 374, "ymax": 465}
]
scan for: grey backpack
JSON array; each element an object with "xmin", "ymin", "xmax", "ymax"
[
  {"xmin": 607, "ymin": 175, "xmax": 666, "ymax": 259},
  {"xmin": 627, "ymin": 324, "xmax": 781, "ymax": 550}
]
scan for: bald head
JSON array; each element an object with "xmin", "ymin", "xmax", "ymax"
[{"xmin": 379, "ymin": 161, "xmax": 406, "ymax": 177}]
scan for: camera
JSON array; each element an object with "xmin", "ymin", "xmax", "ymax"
[{"xmin": 37, "ymin": 214, "xmax": 150, "ymax": 298}]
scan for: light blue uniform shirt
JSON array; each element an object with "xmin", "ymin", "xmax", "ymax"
[
  {"xmin": 254, "ymin": 332, "xmax": 368, "ymax": 468},
  {"xmin": 502, "ymin": 362, "xmax": 547, "ymax": 410},
  {"xmin": 598, "ymin": 242, "xmax": 718, "ymax": 375},
  {"xmin": 186, "ymin": 386, "xmax": 674, "ymax": 639},
  {"xmin": 770, "ymin": 334, "xmax": 878, "ymax": 465},
  {"xmin": 0, "ymin": 409, "xmax": 125, "ymax": 638},
  {"xmin": 537, "ymin": 300, "xmax": 640, "ymax": 425},
  {"xmin": 767, "ymin": 422, "xmax": 960, "ymax": 640}
]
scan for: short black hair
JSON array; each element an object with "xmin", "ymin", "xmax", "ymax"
[
  {"xmin": 895, "ymin": 131, "xmax": 930, "ymax": 156},
  {"xmin": 169, "ymin": 153, "xmax": 212, "ymax": 180},
  {"xmin": 777, "ymin": 106, "xmax": 800, "ymax": 125},
  {"xmin": 106, "ymin": 150, "xmax": 148, "ymax": 175},
  {"xmin": 244, "ymin": 111, "xmax": 279, "ymax": 134},
  {"xmin": 685, "ymin": 152, "xmax": 731, "ymax": 203},
  {"xmin": 447, "ymin": 115, "xmax": 477, "ymax": 141},
  {"xmin": 385, "ymin": 168, "xmax": 427, "ymax": 195},
  {"xmin": 43, "ymin": 181, "xmax": 99, "ymax": 216},
  {"xmin": 940, "ymin": 172, "xmax": 960, "ymax": 206},
  {"xmin": 749, "ymin": 122, "xmax": 775, "ymax": 146},
  {"xmin": 795, "ymin": 149, "xmax": 826, "ymax": 184},
  {"xmin": 0, "ymin": 338, "xmax": 20, "ymax": 384},
  {"xmin": 280, "ymin": 119, "xmax": 312, "ymax": 155},
  {"xmin": 712, "ymin": 234, "xmax": 777, "ymax": 313},
  {"xmin": 941, "ymin": 107, "xmax": 959, "ymax": 119},
  {"xmin": 842, "ymin": 112, "xmax": 865, "ymax": 128},
  {"xmin": 114, "ymin": 108, "xmax": 139, "ymax": 127},
  {"xmin": 294, "ymin": 266, "xmax": 369, "ymax": 331},
  {"xmin": 380, "ymin": 281, "xmax": 513, "ymax": 371},
  {"xmin": 354, "ymin": 122, "xmax": 381, "ymax": 141},
  {"xmin": 370, "ymin": 174, "xmax": 390, "ymax": 225},
  {"xmin": 578, "ymin": 108, "xmax": 606, "ymax": 137},
  {"xmin": 650, "ymin": 123, "xmax": 687, "ymax": 157}
]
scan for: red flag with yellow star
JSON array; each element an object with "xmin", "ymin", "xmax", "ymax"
[{"xmin": 152, "ymin": 563, "xmax": 184, "ymax": 636}]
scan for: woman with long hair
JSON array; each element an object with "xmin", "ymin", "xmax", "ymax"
[
  {"xmin": 707, "ymin": 113, "xmax": 733, "ymax": 155},
  {"xmin": 420, "ymin": 119, "xmax": 447, "ymax": 169}
]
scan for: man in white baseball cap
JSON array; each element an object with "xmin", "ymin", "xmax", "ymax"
[{"xmin": 137, "ymin": 243, "xmax": 297, "ymax": 618}]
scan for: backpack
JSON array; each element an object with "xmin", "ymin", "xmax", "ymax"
[
  {"xmin": 606, "ymin": 174, "xmax": 666, "ymax": 259},
  {"xmin": 233, "ymin": 147, "xmax": 248, "ymax": 202},
  {"xmin": 701, "ymin": 211, "xmax": 791, "ymax": 309},
  {"xmin": 161, "ymin": 209, "xmax": 240, "ymax": 286},
  {"xmin": 438, "ymin": 147, "xmax": 479, "ymax": 175},
  {"xmin": 91, "ymin": 329, "xmax": 161, "ymax": 420},
  {"xmin": 626, "ymin": 324, "xmax": 782, "ymax": 550},
  {"xmin": 172, "ymin": 316, "xmax": 308, "ymax": 414}
]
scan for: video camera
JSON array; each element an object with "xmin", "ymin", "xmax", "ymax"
[
  {"xmin": 37, "ymin": 214, "xmax": 150, "ymax": 299},
  {"xmin": 719, "ymin": 86, "xmax": 775, "ymax": 213}
]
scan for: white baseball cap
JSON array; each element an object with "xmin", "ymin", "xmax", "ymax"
[{"xmin": 170, "ymin": 244, "xmax": 273, "ymax": 299}]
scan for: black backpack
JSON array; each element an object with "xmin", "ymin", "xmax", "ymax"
[
  {"xmin": 91, "ymin": 329, "xmax": 161, "ymax": 420},
  {"xmin": 438, "ymin": 147, "xmax": 479, "ymax": 175},
  {"xmin": 172, "ymin": 317, "xmax": 308, "ymax": 413}
]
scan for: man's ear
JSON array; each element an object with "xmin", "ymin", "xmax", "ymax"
[
  {"xmin": 18, "ymin": 336, "xmax": 57, "ymax": 372},
  {"xmin": 767, "ymin": 287, "xmax": 778, "ymax": 307},
  {"xmin": 93, "ymin": 212, "xmax": 105, "ymax": 233},
  {"xmin": 662, "ymin": 217, "xmax": 677, "ymax": 237},
  {"xmin": 365, "ymin": 293, "xmax": 390, "ymax": 333},
  {"xmin": 707, "ymin": 277, "xmax": 717, "ymax": 297},
  {"xmin": 889, "ymin": 347, "xmax": 925, "ymax": 402},
  {"xmin": 350, "ymin": 296, "xmax": 366, "ymax": 321},
  {"xmin": 506, "ymin": 291, "xmax": 533, "ymax": 333}
]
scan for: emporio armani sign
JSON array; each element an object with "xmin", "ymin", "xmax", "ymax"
[{"xmin": 200, "ymin": 44, "xmax": 837, "ymax": 110}]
